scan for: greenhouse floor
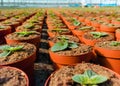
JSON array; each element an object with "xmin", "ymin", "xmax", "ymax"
[{"xmin": 34, "ymin": 17, "xmax": 54, "ymax": 86}]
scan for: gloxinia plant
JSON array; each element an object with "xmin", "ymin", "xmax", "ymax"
[
  {"xmin": 90, "ymin": 32, "xmax": 108, "ymax": 38},
  {"xmin": 0, "ymin": 45, "xmax": 23, "ymax": 57},
  {"xmin": 51, "ymin": 36, "xmax": 78, "ymax": 52},
  {"xmin": 72, "ymin": 70, "xmax": 108, "ymax": 86}
]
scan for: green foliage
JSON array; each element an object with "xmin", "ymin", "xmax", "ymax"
[
  {"xmin": 50, "ymin": 28, "xmax": 68, "ymax": 34},
  {"xmin": 72, "ymin": 70, "xmax": 108, "ymax": 86},
  {"xmin": 73, "ymin": 18, "xmax": 81, "ymax": 26},
  {"xmin": 16, "ymin": 31, "xmax": 38, "ymax": 37},
  {"xmin": 109, "ymin": 41, "xmax": 120, "ymax": 46},
  {"xmin": 51, "ymin": 37, "xmax": 78, "ymax": 52},
  {"xmin": 51, "ymin": 40, "xmax": 68, "ymax": 52},
  {"xmin": 0, "ymin": 26, "xmax": 5, "ymax": 29},
  {"xmin": 0, "ymin": 45, "xmax": 23, "ymax": 58},
  {"xmin": 90, "ymin": 32, "xmax": 108, "ymax": 38},
  {"xmin": 79, "ymin": 26, "xmax": 92, "ymax": 30},
  {"xmin": 23, "ymin": 23, "xmax": 35, "ymax": 29}
]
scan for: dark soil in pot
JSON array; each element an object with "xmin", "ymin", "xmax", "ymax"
[
  {"xmin": 83, "ymin": 32, "xmax": 115, "ymax": 42},
  {"xmin": 53, "ymin": 43, "xmax": 92, "ymax": 56},
  {"xmin": 95, "ymin": 41, "xmax": 120, "ymax": 50},
  {"xmin": 48, "ymin": 35, "xmax": 80, "ymax": 45},
  {"xmin": 0, "ymin": 66, "xmax": 28, "ymax": 86},
  {"xmin": 16, "ymin": 24, "xmax": 42, "ymax": 32},
  {"xmin": 5, "ymin": 31, "xmax": 40, "ymax": 41},
  {"xmin": 49, "ymin": 63, "xmax": 120, "ymax": 86},
  {"xmin": 0, "ymin": 43, "xmax": 36, "ymax": 65}
]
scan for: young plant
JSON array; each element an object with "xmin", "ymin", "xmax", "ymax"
[
  {"xmin": 90, "ymin": 32, "xmax": 108, "ymax": 38},
  {"xmin": 51, "ymin": 36, "xmax": 78, "ymax": 52},
  {"xmin": 23, "ymin": 23, "xmax": 35, "ymax": 29},
  {"xmin": 79, "ymin": 26, "xmax": 92, "ymax": 30},
  {"xmin": 50, "ymin": 28, "xmax": 69, "ymax": 34},
  {"xmin": 0, "ymin": 45, "xmax": 23, "ymax": 57},
  {"xmin": 109, "ymin": 41, "xmax": 120, "ymax": 46},
  {"xmin": 73, "ymin": 18, "xmax": 81, "ymax": 26},
  {"xmin": 16, "ymin": 31, "xmax": 39, "ymax": 37},
  {"xmin": 0, "ymin": 26, "xmax": 5, "ymax": 29},
  {"xmin": 72, "ymin": 70, "xmax": 108, "ymax": 86}
]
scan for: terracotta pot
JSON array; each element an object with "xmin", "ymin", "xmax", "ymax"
[
  {"xmin": 0, "ymin": 43, "xmax": 36, "ymax": 86},
  {"xmin": 16, "ymin": 25, "xmax": 42, "ymax": 33},
  {"xmin": 84, "ymin": 18, "xmax": 92, "ymax": 26},
  {"xmin": 44, "ymin": 64, "xmax": 120, "ymax": 86},
  {"xmin": 49, "ymin": 50, "xmax": 94, "ymax": 69},
  {"xmin": 2, "ymin": 21, "xmax": 20, "ymax": 32},
  {"xmin": 111, "ymin": 19, "xmax": 120, "ymax": 25},
  {"xmin": 0, "ymin": 66, "xmax": 29, "ymax": 86},
  {"xmin": 100, "ymin": 24, "xmax": 119, "ymax": 33},
  {"xmin": 82, "ymin": 32, "xmax": 115, "ymax": 46},
  {"xmin": 0, "ymin": 25, "xmax": 11, "ymax": 44},
  {"xmin": 5, "ymin": 32, "xmax": 41, "ymax": 51},
  {"xmin": 95, "ymin": 42, "xmax": 120, "ymax": 74},
  {"xmin": 78, "ymin": 17, "xmax": 85, "ymax": 22},
  {"xmin": 115, "ymin": 29, "xmax": 120, "ymax": 41}
]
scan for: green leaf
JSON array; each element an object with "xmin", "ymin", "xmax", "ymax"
[
  {"xmin": 109, "ymin": 41, "xmax": 120, "ymax": 46},
  {"xmin": 79, "ymin": 26, "xmax": 92, "ymax": 30},
  {"xmin": 51, "ymin": 41, "xmax": 68, "ymax": 52},
  {"xmin": 73, "ymin": 20, "xmax": 81, "ymax": 26},
  {"xmin": 72, "ymin": 70, "xmax": 108, "ymax": 85},
  {"xmin": 84, "ymin": 70, "xmax": 97, "ymax": 78},
  {"xmin": 0, "ymin": 45, "xmax": 23, "ymax": 58},
  {"xmin": 16, "ymin": 31, "xmax": 38, "ymax": 37},
  {"xmin": 0, "ymin": 45, "xmax": 11, "ymax": 50},
  {"xmin": 0, "ymin": 51, "xmax": 11, "ymax": 58},
  {"xmin": 8, "ymin": 46, "xmax": 23, "ymax": 51},
  {"xmin": 0, "ymin": 26, "xmax": 5, "ymax": 29},
  {"xmin": 68, "ymin": 42, "xmax": 78, "ymax": 48},
  {"xmin": 90, "ymin": 75, "xmax": 108, "ymax": 84},
  {"xmin": 24, "ymin": 24, "xmax": 35, "ymax": 29},
  {"xmin": 72, "ymin": 74, "xmax": 89, "ymax": 84},
  {"xmin": 90, "ymin": 32, "xmax": 108, "ymax": 38}
]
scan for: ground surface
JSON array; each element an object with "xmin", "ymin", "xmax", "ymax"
[{"xmin": 34, "ymin": 17, "xmax": 54, "ymax": 86}]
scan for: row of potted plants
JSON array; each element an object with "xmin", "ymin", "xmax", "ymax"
[
  {"xmin": 45, "ymin": 9, "xmax": 120, "ymax": 86},
  {"xmin": 0, "ymin": 9, "xmax": 46, "ymax": 86}
]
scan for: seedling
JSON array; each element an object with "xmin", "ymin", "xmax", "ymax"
[
  {"xmin": 23, "ymin": 23, "xmax": 35, "ymax": 29},
  {"xmin": 0, "ymin": 45, "xmax": 23, "ymax": 57},
  {"xmin": 50, "ymin": 28, "xmax": 69, "ymax": 34},
  {"xmin": 16, "ymin": 31, "xmax": 39, "ymax": 37},
  {"xmin": 51, "ymin": 36, "xmax": 78, "ymax": 52},
  {"xmin": 90, "ymin": 32, "xmax": 108, "ymax": 38},
  {"xmin": 73, "ymin": 18, "xmax": 81, "ymax": 26},
  {"xmin": 29, "ymin": 20, "xmax": 39, "ymax": 23},
  {"xmin": 0, "ymin": 26, "xmax": 5, "ymax": 29},
  {"xmin": 116, "ymin": 18, "xmax": 120, "ymax": 21},
  {"xmin": 79, "ymin": 26, "xmax": 92, "ymax": 30},
  {"xmin": 109, "ymin": 41, "xmax": 120, "ymax": 46},
  {"xmin": 72, "ymin": 70, "xmax": 108, "ymax": 86}
]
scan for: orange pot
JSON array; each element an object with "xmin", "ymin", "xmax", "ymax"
[
  {"xmin": 84, "ymin": 18, "xmax": 92, "ymax": 26},
  {"xmin": 82, "ymin": 32, "xmax": 115, "ymax": 46},
  {"xmin": 49, "ymin": 50, "xmax": 94, "ymax": 69},
  {"xmin": 78, "ymin": 17, "xmax": 85, "ymax": 22},
  {"xmin": 44, "ymin": 64, "xmax": 120, "ymax": 86},
  {"xmin": 0, "ymin": 26, "xmax": 11, "ymax": 44},
  {"xmin": 5, "ymin": 32, "xmax": 40, "ymax": 51},
  {"xmin": 115, "ymin": 29, "xmax": 120, "ymax": 41},
  {"xmin": 48, "ymin": 40, "xmax": 54, "ymax": 47},
  {"xmin": 0, "ymin": 43, "xmax": 36, "ymax": 86},
  {"xmin": 0, "ymin": 66, "xmax": 29, "ymax": 86},
  {"xmin": 95, "ymin": 45, "xmax": 120, "ymax": 74},
  {"xmin": 100, "ymin": 24, "xmax": 118, "ymax": 33},
  {"xmin": 111, "ymin": 20, "xmax": 120, "ymax": 25}
]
